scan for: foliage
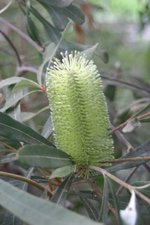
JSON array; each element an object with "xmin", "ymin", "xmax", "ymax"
[{"xmin": 0, "ymin": 0, "xmax": 150, "ymax": 225}]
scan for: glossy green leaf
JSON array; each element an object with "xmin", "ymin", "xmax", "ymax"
[
  {"xmin": 0, "ymin": 112, "xmax": 51, "ymax": 145},
  {"xmin": 19, "ymin": 144, "xmax": 73, "ymax": 169},
  {"xmin": 0, "ymin": 179, "xmax": 104, "ymax": 225}
]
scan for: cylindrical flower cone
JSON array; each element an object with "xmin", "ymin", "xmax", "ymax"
[{"xmin": 46, "ymin": 51, "xmax": 114, "ymax": 165}]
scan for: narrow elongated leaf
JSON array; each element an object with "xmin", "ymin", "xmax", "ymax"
[
  {"xmin": 51, "ymin": 173, "xmax": 74, "ymax": 204},
  {"xmin": 107, "ymin": 179, "xmax": 122, "ymax": 224},
  {"xmin": 13, "ymin": 79, "xmax": 41, "ymax": 92},
  {"xmin": 19, "ymin": 144, "xmax": 72, "ymax": 169},
  {"xmin": 48, "ymin": 7, "xmax": 69, "ymax": 30},
  {"xmin": 41, "ymin": 116, "xmax": 53, "ymax": 138},
  {"xmin": 99, "ymin": 177, "xmax": 109, "ymax": 223},
  {"xmin": 0, "ymin": 179, "xmax": 104, "ymax": 225},
  {"xmin": 37, "ymin": 42, "xmax": 56, "ymax": 85},
  {"xmin": 63, "ymin": 4, "xmax": 85, "ymax": 24},
  {"xmin": 78, "ymin": 193, "xmax": 99, "ymax": 221},
  {"xmin": 0, "ymin": 77, "xmax": 26, "ymax": 89},
  {"xmin": 0, "ymin": 90, "xmax": 42, "ymax": 113},
  {"xmin": 81, "ymin": 43, "xmax": 99, "ymax": 60},
  {"xmin": 30, "ymin": 6, "xmax": 61, "ymax": 42},
  {"xmin": 21, "ymin": 106, "xmax": 49, "ymax": 122},
  {"xmin": 50, "ymin": 165, "xmax": 75, "ymax": 178},
  {"xmin": 26, "ymin": 16, "xmax": 42, "ymax": 45},
  {"xmin": 37, "ymin": 0, "xmax": 73, "ymax": 8},
  {"xmin": 0, "ymin": 112, "xmax": 51, "ymax": 145}
]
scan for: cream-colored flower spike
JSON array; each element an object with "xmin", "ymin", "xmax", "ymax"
[{"xmin": 46, "ymin": 51, "xmax": 114, "ymax": 165}]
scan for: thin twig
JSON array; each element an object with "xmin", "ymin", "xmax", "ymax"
[
  {"xmin": 89, "ymin": 166, "xmax": 150, "ymax": 205},
  {"xmin": 0, "ymin": 171, "xmax": 52, "ymax": 197},
  {"xmin": 0, "ymin": 17, "xmax": 43, "ymax": 53},
  {"xmin": 116, "ymin": 167, "xmax": 138, "ymax": 195},
  {"xmin": 0, "ymin": 140, "xmax": 17, "ymax": 153},
  {"xmin": 100, "ymin": 156, "xmax": 150, "ymax": 164},
  {"xmin": 0, "ymin": 30, "xmax": 22, "ymax": 66},
  {"xmin": 16, "ymin": 66, "xmax": 38, "ymax": 75},
  {"xmin": 111, "ymin": 112, "xmax": 150, "ymax": 133}
]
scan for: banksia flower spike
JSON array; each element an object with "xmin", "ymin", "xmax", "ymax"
[{"xmin": 46, "ymin": 51, "xmax": 114, "ymax": 165}]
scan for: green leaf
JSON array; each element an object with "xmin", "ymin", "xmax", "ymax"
[
  {"xmin": 78, "ymin": 192, "xmax": 99, "ymax": 221},
  {"xmin": 48, "ymin": 7, "xmax": 69, "ymax": 30},
  {"xmin": 37, "ymin": 0, "xmax": 74, "ymax": 8},
  {"xmin": 41, "ymin": 116, "xmax": 53, "ymax": 138},
  {"xmin": 0, "ymin": 77, "xmax": 26, "ymax": 89},
  {"xmin": 0, "ymin": 112, "xmax": 51, "ymax": 145},
  {"xmin": 99, "ymin": 177, "xmax": 109, "ymax": 223},
  {"xmin": 0, "ymin": 179, "xmax": 104, "ymax": 225},
  {"xmin": 13, "ymin": 79, "xmax": 41, "ymax": 92},
  {"xmin": 30, "ymin": 6, "xmax": 61, "ymax": 43},
  {"xmin": 0, "ymin": 89, "xmax": 42, "ymax": 113},
  {"xmin": 51, "ymin": 173, "xmax": 74, "ymax": 204},
  {"xmin": 107, "ymin": 179, "xmax": 122, "ymax": 224},
  {"xmin": 50, "ymin": 165, "xmax": 75, "ymax": 178},
  {"xmin": 19, "ymin": 144, "xmax": 73, "ymax": 169},
  {"xmin": 63, "ymin": 4, "xmax": 85, "ymax": 24},
  {"xmin": 38, "ymin": 42, "xmax": 56, "ymax": 85},
  {"xmin": 21, "ymin": 106, "xmax": 49, "ymax": 122},
  {"xmin": 26, "ymin": 16, "xmax": 42, "ymax": 45},
  {"xmin": 81, "ymin": 43, "xmax": 99, "ymax": 60}
]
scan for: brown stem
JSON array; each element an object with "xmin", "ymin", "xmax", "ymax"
[
  {"xmin": 100, "ymin": 156, "xmax": 150, "ymax": 164},
  {"xmin": 89, "ymin": 166, "xmax": 150, "ymax": 205},
  {"xmin": 0, "ymin": 171, "xmax": 52, "ymax": 197},
  {"xmin": 0, "ymin": 17, "xmax": 44, "ymax": 53},
  {"xmin": 0, "ymin": 30, "xmax": 22, "ymax": 66}
]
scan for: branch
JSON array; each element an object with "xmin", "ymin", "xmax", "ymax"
[
  {"xmin": 0, "ymin": 17, "xmax": 44, "ymax": 53},
  {"xmin": 89, "ymin": 166, "xmax": 150, "ymax": 205},
  {"xmin": 100, "ymin": 156, "xmax": 150, "ymax": 164},
  {"xmin": 0, "ymin": 171, "xmax": 52, "ymax": 197},
  {"xmin": 16, "ymin": 66, "xmax": 38, "ymax": 75}
]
